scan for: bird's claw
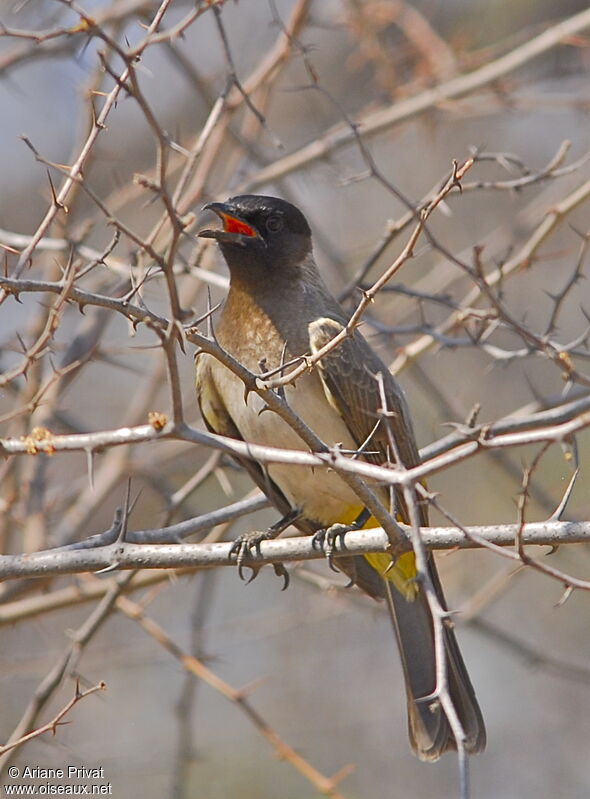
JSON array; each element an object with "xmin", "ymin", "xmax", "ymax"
[
  {"xmin": 230, "ymin": 530, "xmax": 269, "ymax": 582},
  {"xmin": 229, "ymin": 530, "xmax": 289, "ymax": 589},
  {"xmin": 273, "ymin": 562, "xmax": 290, "ymax": 590},
  {"xmin": 312, "ymin": 523, "xmax": 353, "ymax": 572}
]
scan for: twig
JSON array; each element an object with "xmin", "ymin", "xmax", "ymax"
[
  {"xmin": 0, "ymin": 681, "xmax": 106, "ymax": 756},
  {"xmin": 242, "ymin": 7, "xmax": 590, "ymax": 190},
  {"xmin": 117, "ymin": 594, "xmax": 352, "ymax": 798},
  {"xmin": 0, "ymin": 574, "xmax": 133, "ymax": 774}
]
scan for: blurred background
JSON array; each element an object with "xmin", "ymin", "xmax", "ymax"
[{"xmin": 1, "ymin": 0, "xmax": 590, "ymax": 797}]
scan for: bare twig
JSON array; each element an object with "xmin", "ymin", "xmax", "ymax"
[
  {"xmin": 0, "ymin": 681, "xmax": 106, "ymax": 756},
  {"xmin": 117, "ymin": 594, "xmax": 352, "ymax": 798}
]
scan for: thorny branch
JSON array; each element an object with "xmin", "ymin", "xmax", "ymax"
[
  {"xmin": 1, "ymin": 3, "xmax": 590, "ymax": 798},
  {"xmin": 0, "ymin": 681, "xmax": 106, "ymax": 757},
  {"xmin": 0, "ymin": 518, "xmax": 589, "ymax": 583},
  {"xmin": 116, "ymin": 594, "xmax": 352, "ymax": 799}
]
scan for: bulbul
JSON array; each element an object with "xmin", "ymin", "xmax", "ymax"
[{"xmin": 196, "ymin": 194, "xmax": 486, "ymax": 760}]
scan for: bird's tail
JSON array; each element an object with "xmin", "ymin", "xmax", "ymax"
[{"xmin": 383, "ymin": 558, "xmax": 486, "ymax": 761}]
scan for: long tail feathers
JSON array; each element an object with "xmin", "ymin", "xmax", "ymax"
[{"xmin": 383, "ymin": 563, "xmax": 486, "ymax": 761}]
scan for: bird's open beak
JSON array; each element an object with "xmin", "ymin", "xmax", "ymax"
[{"xmin": 198, "ymin": 202, "xmax": 261, "ymax": 245}]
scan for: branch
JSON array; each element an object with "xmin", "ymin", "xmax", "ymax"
[
  {"xmin": 392, "ymin": 176, "xmax": 590, "ymax": 373},
  {"xmin": 7, "ymin": 0, "xmax": 178, "ymax": 278},
  {"xmin": 0, "ymin": 681, "xmax": 106, "ymax": 756},
  {"xmin": 117, "ymin": 594, "xmax": 352, "ymax": 798},
  {"xmin": 0, "ymin": 575, "xmax": 132, "ymax": 773},
  {"xmin": 242, "ymin": 7, "xmax": 590, "ymax": 190},
  {"xmin": 2, "ymin": 406, "xmax": 589, "ymax": 492},
  {"xmin": 1, "ymin": 521, "xmax": 589, "ymax": 582},
  {"xmin": 0, "ymin": 570, "xmax": 192, "ymax": 628}
]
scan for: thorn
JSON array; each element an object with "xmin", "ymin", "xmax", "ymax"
[
  {"xmin": 86, "ymin": 449, "xmax": 95, "ymax": 491},
  {"xmin": 94, "ymin": 560, "xmax": 122, "ymax": 575},
  {"xmin": 465, "ymin": 402, "xmax": 481, "ymax": 428},
  {"xmin": 550, "ymin": 466, "xmax": 580, "ymax": 523},
  {"xmin": 555, "ymin": 584, "xmax": 574, "ymax": 608},
  {"xmin": 234, "ymin": 677, "xmax": 266, "ymax": 700},
  {"xmin": 117, "ymin": 479, "xmax": 133, "ymax": 543},
  {"xmin": 328, "ymin": 763, "xmax": 356, "ymax": 787},
  {"xmin": 46, "ymin": 169, "xmax": 68, "ymax": 214}
]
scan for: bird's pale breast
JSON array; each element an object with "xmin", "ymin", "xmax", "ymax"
[{"xmin": 204, "ymin": 352, "xmax": 366, "ymax": 527}]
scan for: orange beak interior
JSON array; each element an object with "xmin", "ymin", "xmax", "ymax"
[{"xmin": 220, "ymin": 213, "xmax": 257, "ymax": 237}]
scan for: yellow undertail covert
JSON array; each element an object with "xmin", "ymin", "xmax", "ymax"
[{"xmin": 338, "ymin": 507, "xmax": 418, "ymax": 601}]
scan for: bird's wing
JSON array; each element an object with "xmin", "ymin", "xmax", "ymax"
[
  {"xmin": 308, "ymin": 320, "xmax": 486, "ymax": 757},
  {"xmin": 308, "ymin": 317, "xmax": 427, "ymax": 526},
  {"xmin": 197, "ymin": 350, "xmax": 385, "ymax": 596}
]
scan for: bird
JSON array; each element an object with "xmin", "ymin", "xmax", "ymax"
[{"xmin": 196, "ymin": 194, "xmax": 486, "ymax": 760}]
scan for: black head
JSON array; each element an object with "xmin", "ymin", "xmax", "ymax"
[{"xmin": 198, "ymin": 195, "xmax": 312, "ymax": 280}]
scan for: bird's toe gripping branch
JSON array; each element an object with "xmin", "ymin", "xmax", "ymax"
[
  {"xmin": 312, "ymin": 508, "xmax": 371, "ymax": 571},
  {"xmin": 229, "ymin": 508, "xmax": 301, "ymax": 589}
]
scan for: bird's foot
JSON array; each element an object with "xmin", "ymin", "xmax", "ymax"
[
  {"xmin": 229, "ymin": 530, "xmax": 289, "ymax": 589},
  {"xmin": 312, "ymin": 523, "xmax": 355, "ymax": 572},
  {"xmin": 229, "ymin": 509, "xmax": 300, "ymax": 590}
]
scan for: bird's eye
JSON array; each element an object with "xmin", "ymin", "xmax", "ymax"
[{"xmin": 266, "ymin": 215, "xmax": 284, "ymax": 233}]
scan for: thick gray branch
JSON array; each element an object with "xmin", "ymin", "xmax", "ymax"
[{"xmin": 1, "ymin": 521, "xmax": 588, "ymax": 582}]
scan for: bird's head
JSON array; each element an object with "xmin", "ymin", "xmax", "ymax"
[{"xmin": 198, "ymin": 195, "xmax": 312, "ymax": 279}]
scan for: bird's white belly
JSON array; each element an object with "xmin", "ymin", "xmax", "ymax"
[{"xmin": 213, "ymin": 361, "xmax": 362, "ymax": 525}]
